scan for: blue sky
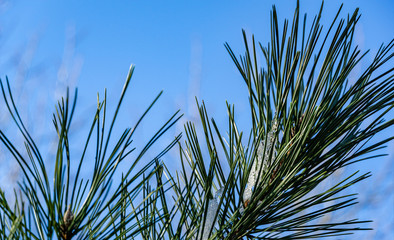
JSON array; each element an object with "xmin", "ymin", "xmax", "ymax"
[
  {"xmin": 2, "ymin": 1, "xmax": 393, "ymax": 124},
  {"xmin": 0, "ymin": 0, "xmax": 393, "ymax": 239}
]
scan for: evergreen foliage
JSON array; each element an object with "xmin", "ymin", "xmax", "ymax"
[{"xmin": 0, "ymin": 1, "xmax": 393, "ymax": 239}]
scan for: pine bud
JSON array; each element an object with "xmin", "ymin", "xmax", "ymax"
[{"xmin": 63, "ymin": 205, "xmax": 74, "ymax": 228}]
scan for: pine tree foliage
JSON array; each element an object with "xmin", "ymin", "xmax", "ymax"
[
  {"xmin": 0, "ymin": 1, "xmax": 393, "ymax": 239},
  {"xmin": 0, "ymin": 66, "xmax": 182, "ymax": 239},
  {"xmin": 141, "ymin": 1, "xmax": 394, "ymax": 239}
]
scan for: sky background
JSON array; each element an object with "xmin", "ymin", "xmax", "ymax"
[{"xmin": 0, "ymin": 0, "xmax": 393, "ymax": 239}]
